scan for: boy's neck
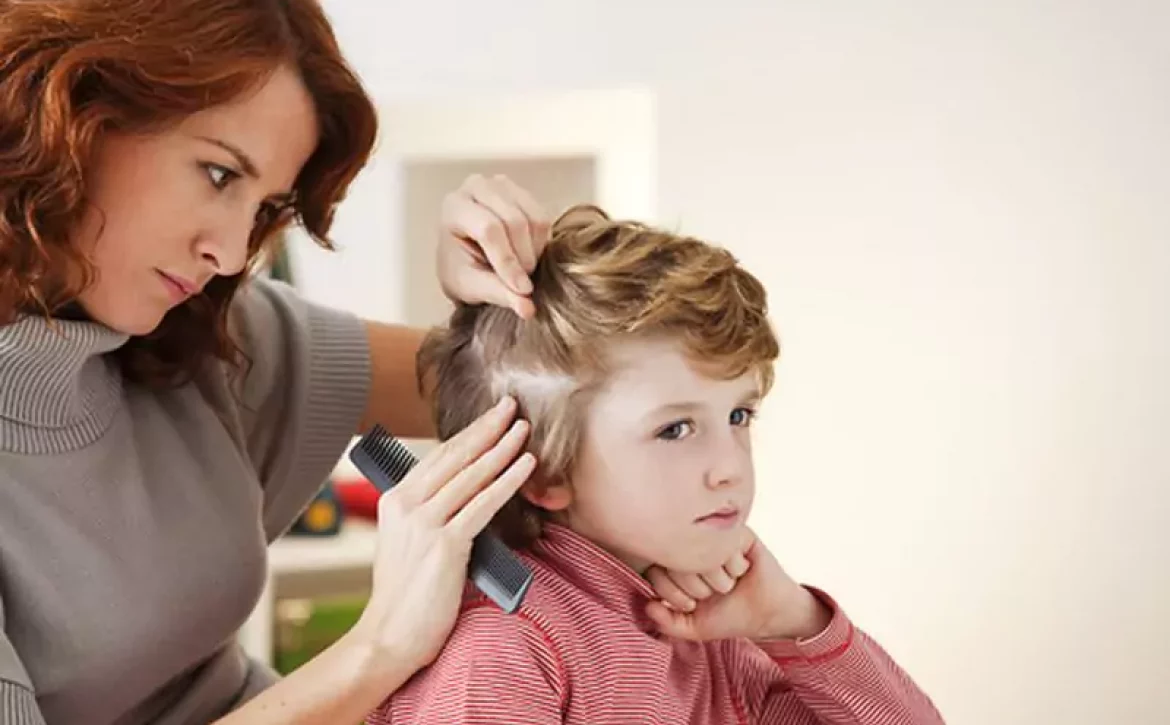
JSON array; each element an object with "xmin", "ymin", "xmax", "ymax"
[{"xmin": 546, "ymin": 512, "xmax": 653, "ymax": 575}]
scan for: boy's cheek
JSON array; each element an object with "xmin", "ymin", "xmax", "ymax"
[{"xmin": 585, "ymin": 480, "xmax": 725, "ymax": 567}]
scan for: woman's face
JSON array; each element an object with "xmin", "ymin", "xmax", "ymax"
[{"xmin": 74, "ymin": 65, "xmax": 319, "ymax": 335}]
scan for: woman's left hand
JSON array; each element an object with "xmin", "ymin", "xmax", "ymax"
[
  {"xmin": 436, "ymin": 174, "xmax": 551, "ymax": 319},
  {"xmin": 644, "ymin": 527, "xmax": 833, "ymax": 642}
]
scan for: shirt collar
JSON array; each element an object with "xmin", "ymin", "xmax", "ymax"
[{"xmin": 532, "ymin": 523, "xmax": 659, "ymax": 633}]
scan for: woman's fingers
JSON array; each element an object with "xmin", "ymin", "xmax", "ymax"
[
  {"xmin": 391, "ymin": 396, "xmax": 517, "ymax": 508},
  {"xmin": 492, "ymin": 174, "xmax": 551, "ymax": 263},
  {"xmin": 441, "ymin": 183, "xmax": 531, "ymax": 297},
  {"xmin": 435, "ymin": 174, "xmax": 551, "ymax": 318},
  {"xmin": 439, "ymin": 257, "xmax": 536, "ymax": 318},
  {"xmin": 448, "ymin": 451, "xmax": 537, "ymax": 538},
  {"xmin": 420, "ymin": 418, "xmax": 532, "ymax": 524},
  {"xmin": 465, "ymin": 174, "xmax": 538, "ymax": 276},
  {"xmin": 356, "ymin": 397, "xmax": 539, "ymax": 669}
]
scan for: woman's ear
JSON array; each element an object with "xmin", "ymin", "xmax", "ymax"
[{"xmin": 520, "ymin": 476, "xmax": 572, "ymax": 512}]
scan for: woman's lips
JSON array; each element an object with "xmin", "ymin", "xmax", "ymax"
[{"xmin": 157, "ymin": 270, "xmax": 196, "ymax": 302}]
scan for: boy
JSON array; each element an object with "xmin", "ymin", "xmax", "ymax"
[{"xmin": 368, "ymin": 206, "xmax": 944, "ymax": 724}]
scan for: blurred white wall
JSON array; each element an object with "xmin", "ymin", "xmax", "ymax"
[{"xmin": 307, "ymin": 2, "xmax": 1170, "ymax": 723}]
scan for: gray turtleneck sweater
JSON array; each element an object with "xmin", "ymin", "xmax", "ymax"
[{"xmin": 0, "ymin": 277, "xmax": 371, "ymax": 725}]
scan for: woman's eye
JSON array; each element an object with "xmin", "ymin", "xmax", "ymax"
[
  {"xmin": 657, "ymin": 420, "xmax": 694, "ymax": 441},
  {"xmin": 730, "ymin": 407, "xmax": 756, "ymax": 427},
  {"xmin": 204, "ymin": 163, "xmax": 237, "ymax": 191}
]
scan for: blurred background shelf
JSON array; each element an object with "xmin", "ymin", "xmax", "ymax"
[
  {"xmin": 239, "ymin": 518, "xmax": 378, "ymax": 669},
  {"xmin": 269, "ymin": 518, "xmax": 379, "ymax": 576}
]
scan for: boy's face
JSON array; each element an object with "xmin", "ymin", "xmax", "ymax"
[{"xmin": 547, "ymin": 338, "xmax": 761, "ymax": 574}]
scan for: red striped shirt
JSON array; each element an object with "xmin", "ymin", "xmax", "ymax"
[{"xmin": 369, "ymin": 524, "xmax": 944, "ymax": 724}]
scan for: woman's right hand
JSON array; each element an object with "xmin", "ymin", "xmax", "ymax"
[{"xmin": 348, "ymin": 396, "xmax": 535, "ymax": 670}]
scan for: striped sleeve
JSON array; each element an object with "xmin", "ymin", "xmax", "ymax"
[
  {"xmin": 367, "ymin": 602, "xmax": 567, "ymax": 724},
  {"xmin": 729, "ymin": 588, "xmax": 946, "ymax": 724}
]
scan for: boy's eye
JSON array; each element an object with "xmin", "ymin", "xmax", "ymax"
[
  {"xmin": 730, "ymin": 407, "xmax": 757, "ymax": 427},
  {"xmin": 656, "ymin": 420, "xmax": 694, "ymax": 441}
]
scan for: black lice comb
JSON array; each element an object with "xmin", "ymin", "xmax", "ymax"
[{"xmin": 350, "ymin": 424, "xmax": 534, "ymax": 614}]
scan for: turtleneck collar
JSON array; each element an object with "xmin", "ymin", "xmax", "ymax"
[{"xmin": 0, "ymin": 314, "xmax": 130, "ymax": 454}]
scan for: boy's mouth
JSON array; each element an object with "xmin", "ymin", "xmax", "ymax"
[{"xmin": 695, "ymin": 505, "xmax": 741, "ymax": 529}]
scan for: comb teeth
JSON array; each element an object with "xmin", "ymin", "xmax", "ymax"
[
  {"xmin": 471, "ymin": 536, "xmax": 534, "ymax": 612},
  {"xmin": 349, "ymin": 425, "xmax": 535, "ymax": 614},
  {"xmin": 350, "ymin": 425, "xmax": 415, "ymax": 493}
]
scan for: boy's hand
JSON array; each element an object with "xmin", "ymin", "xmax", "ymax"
[{"xmin": 644, "ymin": 527, "xmax": 833, "ymax": 642}]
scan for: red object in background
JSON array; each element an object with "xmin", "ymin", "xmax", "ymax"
[{"xmin": 332, "ymin": 477, "xmax": 381, "ymax": 521}]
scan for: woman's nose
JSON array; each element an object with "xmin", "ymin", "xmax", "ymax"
[{"xmin": 193, "ymin": 218, "xmax": 251, "ymax": 276}]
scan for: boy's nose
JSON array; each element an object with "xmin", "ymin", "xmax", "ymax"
[{"xmin": 704, "ymin": 439, "xmax": 750, "ymax": 490}]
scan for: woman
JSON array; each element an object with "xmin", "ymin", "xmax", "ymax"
[{"xmin": 0, "ymin": 2, "xmax": 720, "ymax": 724}]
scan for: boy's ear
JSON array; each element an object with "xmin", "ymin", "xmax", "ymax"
[{"xmin": 520, "ymin": 477, "xmax": 572, "ymax": 512}]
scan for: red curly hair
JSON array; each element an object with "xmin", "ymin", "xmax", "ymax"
[{"xmin": 0, "ymin": 0, "xmax": 377, "ymax": 386}]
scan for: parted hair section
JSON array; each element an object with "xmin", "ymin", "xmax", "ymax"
[{"xmin": 417, "ymin": 204, "xmax": 780, "ymax": 547}]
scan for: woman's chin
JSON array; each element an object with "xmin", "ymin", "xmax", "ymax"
[{"xmin": 81, "ymin": 303, "xmax": 165, "ymax": 337}]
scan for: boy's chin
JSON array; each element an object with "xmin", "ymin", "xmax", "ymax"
[{"xmin": 654, "ymin": 529, "xmax": 748, "ymax": 575}]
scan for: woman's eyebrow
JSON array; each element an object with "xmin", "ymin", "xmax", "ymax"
[{"xmin": 195, "ymin": 135, "xmax": 259, "ymax": 178}]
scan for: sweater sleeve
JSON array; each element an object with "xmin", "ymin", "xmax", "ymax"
[
  {"xmin": 224, "ymin": 276, "xmax": 371, "ymax": 541},
  {"xmin": 366, "ymin": 603, "xmax": 566, "ymax": 725},
  {"xmin": 1, "ymin": 599, "xmax": 47, "ymax": 725},
  {"xmin": 728, "ymin": 588, "xmax": 946, "ymax": 725}
]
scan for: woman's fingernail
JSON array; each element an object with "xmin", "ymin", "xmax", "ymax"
[{"xmin": 684, "ymin": 598, "xmax": 697, "ymax": 612}]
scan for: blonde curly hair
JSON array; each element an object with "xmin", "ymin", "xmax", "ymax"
[{"xmin": 417, "ymin": 204, "xmax": 779, "ymax": 547}]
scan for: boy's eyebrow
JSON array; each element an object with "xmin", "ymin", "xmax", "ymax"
[
  {"xmin": 646, "ymin": 401, "xmax": 703, "ymax": 419},
  {"xmin": 643, "ymin": 388, "xmax": 763, "ymax": 421},
  {"xmin": 739, "ymin": 389, "xmax": 763, "ymax": 406}
]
